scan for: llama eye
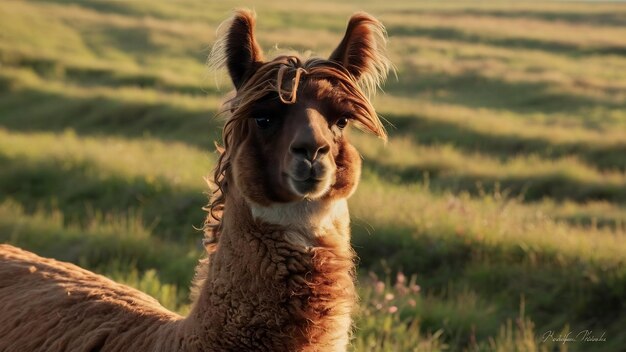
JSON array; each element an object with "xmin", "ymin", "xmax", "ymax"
[
  {"xmin": 255, "ymin": 117, "xmax": 273, "ymax": 129},
  {"xmin": 336, "ymin": 117, "xmax": 349, "ymax": 129}
]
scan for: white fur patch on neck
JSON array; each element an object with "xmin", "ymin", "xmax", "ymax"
[{"xmin": 251, "ymin": 199, "xmax": 349, "ymax": 235}]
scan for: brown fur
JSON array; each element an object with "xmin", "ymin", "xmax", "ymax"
[
  {"xmin": 0, "ymin": 9, "xmax": 391, "ymax": 351},
  {"xmin": 0, "ymin": 244, "xmax": 185, "ymax": 352}
]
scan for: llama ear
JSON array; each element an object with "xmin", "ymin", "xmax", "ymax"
[
  {"xmin": 210, "ymin": 9, "xmax": 264, "ymax": 90},
  {"xmin": 329, "ymin": 13, "xmax": 392, "ymax": 95}
]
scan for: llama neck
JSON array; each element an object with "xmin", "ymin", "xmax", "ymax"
[
  {"xmin": 250, "ymin": 198, "xmax": 351, "ymax": 241},
  {"xmin": 185, "ymin": 190, "xmax": 355, "ymax": 351}
]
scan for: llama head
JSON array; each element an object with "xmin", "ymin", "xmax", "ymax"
[{"xmin": 209, "ymin": 9, "xmax": 391, "ymax": 210}]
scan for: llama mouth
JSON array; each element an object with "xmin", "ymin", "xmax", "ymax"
[
  {"xmin": 292, "ymin": 177, "xmax": 322, "ymax": 189},
  {"xmin": 288, "ymin": 176, "xmax": 330, "ymax": 198}
]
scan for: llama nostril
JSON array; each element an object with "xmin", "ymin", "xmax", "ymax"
[
  {"xmin": 290, "ymin": 146, "xmax": 309, "ymax": 159},
  {"xmin": 317, "ymin": 144, "xmax": 330, "ymax": 158},
  {"xmin": 290, "ymin": 143, "xmax": 330, "ymax": 162},
  {"xmin": 309, "ymin": 144, "xmax": 330, "ymax": 162}
]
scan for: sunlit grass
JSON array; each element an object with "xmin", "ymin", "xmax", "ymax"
[
  {"xmin": 356, "ymin": 134, "xmax": 626, "ymax": 183},
  {"xmin": 0, "ymin": 128, "xmax": 211, "ymax": 187},
  {"xmin": 351, "ymin": 178, "xmax": 626, "ymax": 265}
]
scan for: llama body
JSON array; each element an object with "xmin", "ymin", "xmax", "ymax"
[
  {"xmin": 0, "ymin": 195, "xmax": 352, "ymax": 351},
  {"xmin": 0, "ymin": 9, "xmax": 390, "ymax": 351},
  {"xmin": 0, "ymin": 245, "xmax": 184, "ymax": 351}
]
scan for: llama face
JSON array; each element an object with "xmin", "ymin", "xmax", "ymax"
[
  {"xmin": 211, "ymin": 10, "xmax": 390, "ymax": 207},
  {"xmin": 230, "ymin": 76, "xmax": 363, "ymax": 206}
]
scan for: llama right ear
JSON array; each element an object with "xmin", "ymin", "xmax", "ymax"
[
  {"xmin": 329, "ymin": 13, "xmax": 392, "ymax": 96},
  {"xmin": 210, "ymin": 9, "xmax": 264, "ymax": 90}
]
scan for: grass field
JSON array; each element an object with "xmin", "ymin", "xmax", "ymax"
[{"xmin": 1, "ymin": 1, "xmax": 625, "ymax": 351}]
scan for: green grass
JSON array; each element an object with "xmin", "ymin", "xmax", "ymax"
[{"xmin": 1, "ymin": 1, "xmax": 625, "ymax": 351}]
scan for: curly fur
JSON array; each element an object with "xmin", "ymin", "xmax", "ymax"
[{"xmin": 0, "ymin": 9, "xmax": 391, "ymax": 352}]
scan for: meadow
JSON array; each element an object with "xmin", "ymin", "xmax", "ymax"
[{"xmin": 1, "ymin": 1, "xmax": 625, "ymax": 351}]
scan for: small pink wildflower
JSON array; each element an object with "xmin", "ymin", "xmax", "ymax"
[{"xmin": 396, "ymin": 272, "xmax": 406, "ymax": 285}]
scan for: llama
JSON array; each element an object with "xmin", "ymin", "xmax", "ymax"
[{"xmin": 0, "ymin": 9, "xmax": 391, "ymax": 351}]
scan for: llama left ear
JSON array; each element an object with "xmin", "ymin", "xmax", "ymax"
[{"xmin": 329, "ymin": 13, "xmax": 392, "ymax": 95}]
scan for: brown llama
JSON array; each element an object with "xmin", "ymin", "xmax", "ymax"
[{"xmin": 0, "ymin": 9, "xmax": 391, "ymax": 352}]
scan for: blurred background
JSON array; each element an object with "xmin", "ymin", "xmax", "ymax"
[{"xmin": 1, "ymin": 1, "xmax": 625, "ymax": 351}]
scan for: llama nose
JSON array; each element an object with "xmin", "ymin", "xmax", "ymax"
[
  {"xmin": 290, "ymin": 110, "xmax": 331, "ymax": 162},
  {"xmin": 290, "ymin": 141, "xmax": 330, "ymax": 162}
]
